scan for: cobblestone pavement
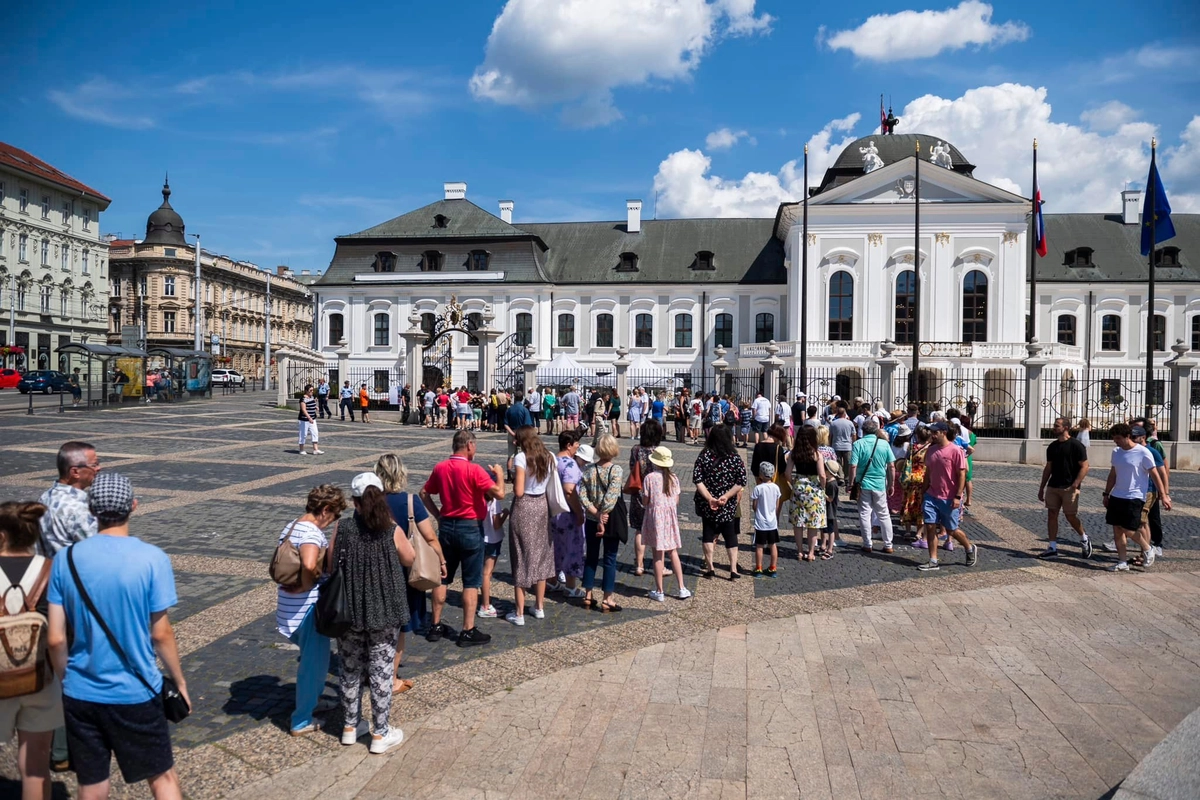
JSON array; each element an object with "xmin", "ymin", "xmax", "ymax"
[{"xmin": 0, "ymin": 394, "xmax": 1196, "ymax": 797}]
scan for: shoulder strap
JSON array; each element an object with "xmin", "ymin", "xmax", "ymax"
[
  {"xmin": 278, "ymin": 520, "xmax": 299, "ymax": 545},
  {"xmin": 0, "ymin": 556, "xmax": 50, "ymax": 616},
  {"xmin": 407, "ymin": 494, "xmax": 418, "ymax": 539},
  {"xmin": 66, "ymin": 546, "xmax": 158, "ymax": 698},
  {"xmin": 856, "ymin": 437, "xmax": 882, "ymax": 483}
]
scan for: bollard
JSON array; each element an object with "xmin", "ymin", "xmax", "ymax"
[
  {"xmin": 59, "ymin": 390, "xmax": 65, "ymax": 413},
  {"xmin": 27, "ymin": 390, "xmax": 34, "ymax": 415}
]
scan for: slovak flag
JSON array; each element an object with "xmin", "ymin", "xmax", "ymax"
[{"xmin": 1033, "ymin": 178, "xmax": 1047, "ymax": 257}]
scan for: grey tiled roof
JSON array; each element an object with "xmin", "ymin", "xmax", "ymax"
[
  {"xmin": 1038, "ymin": 214, "xmax": 1199, "ymax": 282},
  {"xmin": 340, "ymin": 198, "xmax": 534, "ymax": 240}
]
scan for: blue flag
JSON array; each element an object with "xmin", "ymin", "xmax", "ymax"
[{"xmin": 1141, "ymin": 154, "xmax": 1176, "ymax": 256}]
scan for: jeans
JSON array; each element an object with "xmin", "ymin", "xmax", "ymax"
[
  {"xmin": 857, "ymin": 488, "xmax": 893, "ymax": 547},
  {"xmin": 288, "ymin": 605, "xmax": 331, "ymax": 732},
  {"xmin": 340, "ymin": 398, "xmax": 355, "ymax": 420},
  {"xmin": 582, "ymin": 521, "xmax": 620, "ymax": 595},
  {"xmin": 317, "ymin": 395, "xmax": 331, "ymax": 417}
]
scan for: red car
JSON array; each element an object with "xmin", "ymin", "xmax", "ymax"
[{"xmin": 0, "ymin": 368, "xmax": 21, "ymax": 389}]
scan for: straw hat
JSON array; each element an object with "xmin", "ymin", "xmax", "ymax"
[{"xmin": 648, "ymin": 446, "xmax": 674, "ymax": 468}]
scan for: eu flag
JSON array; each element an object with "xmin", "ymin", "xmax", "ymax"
[{"xmin": 1141, "ymin": 152, "xmax": 1176, "ymax": 256}]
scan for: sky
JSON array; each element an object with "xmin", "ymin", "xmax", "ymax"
[{"xmin": 3, "ymin": 0, "xmax": 1198, "ymax": 273}]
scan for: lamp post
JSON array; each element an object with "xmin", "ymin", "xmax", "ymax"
[
  {"xmin": 6, "ymin": 272, "xmax": 15, "ymax": 368},
  {"xmin": 264, "ymin": 272, "xmax": 272, "ymax": 391},
  {"xmin": 187, "ymin": 233, "xmax": 202, "ymax": 351}
]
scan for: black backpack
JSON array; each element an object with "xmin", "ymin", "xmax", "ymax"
[{"xmin": 723, "ymin": 408, "xmax": 738, "ymax": 426}]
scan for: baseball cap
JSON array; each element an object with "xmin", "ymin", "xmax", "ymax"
[
  {"xmin": 1130, "ymin": 426, "xmax": 1147, "ymax": 438},
  {"xmin": 929, "ymin": 421, "xmax": 950, "ymax": 432},
  {"xmin": 89, "ymin": 472, "xmax": 135, "ymax": 522},
  {"xmin": 350, "ymin": 472, "xmax": 384, "ymax": 497}
]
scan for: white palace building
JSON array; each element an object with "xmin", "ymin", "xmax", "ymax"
[{"xmin": 311, "ymin": 132, "xmax": 1199, "ymax": 450}]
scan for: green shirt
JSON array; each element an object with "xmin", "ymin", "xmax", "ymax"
[
  {"xmin": 850, "ymin": 436, "xmax": 895, "ymax": 493},
  {"xmin": 610, "ymin": 396, "xmax": 621, "ymax": 414}
]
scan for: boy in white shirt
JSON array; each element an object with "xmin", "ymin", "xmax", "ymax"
[
  {"xmin": 751, "ymin": 462, "xmax": 783, "ymax": 577},
  {"xmin": 477, "ymin": 497, "xmax": 510, "ymax": 618}
]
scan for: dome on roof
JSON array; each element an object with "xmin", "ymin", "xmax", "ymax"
[
  {"xmin": 833, "ymin": 133, "xmax": 971, "ymax": 171},
  {"xmin": 144, "ymin": 179, "xmax": 186, "ymax": 246}
]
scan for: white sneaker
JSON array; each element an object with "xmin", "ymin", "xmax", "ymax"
[
  {"xmin": 557, "ymin": 571, "xmax": 567, "ymax": 585},
  {"xmin": 530, "ymin": 607, "xmax": 545, "ymax": 619},
  {"xmin": 506, "ymin": 611, "xmax": 525, "ymax": 626},
  {"xmin": 368, "ymin": 726, "xmax": 405, "ymax": 754},
  {"xmin": 1143, "ymin": 547, "xmax": 1156, "ymax": 567},
  {"xmin": 299, "ymin": 451, "xmax": 309, "ymax": 456},
  {"xmin": 476, "ymin": 604, "xmax": 498, "ymax": 618},
  {"xmin": 675, "ymin": 587, "xmax": 693, "ymax": 600},
  {"xmin": 648, "ymin": 590, "xmax": 665, "ymax": 602},
  {"xmin": 1100, "ymin": 541, "xmax": 1119, "ymax": 553},
  {"xmin": 341, "ymin": 719, "xmax": 369, "ymax": 745},
  {"xmin": 1109, "ymin": 562, "xmax": 1131, "ymax": 572},
  {"xmin": 313, "ymin": 449, "xmax": 324, "ymax": 455},
  {"xmin": 1153, "ymin": 546, "xmax": 1164, "ymax": 558}
]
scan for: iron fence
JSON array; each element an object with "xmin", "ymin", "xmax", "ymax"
[
  {"xmin": 893, "ymin": 365, "xmax": 1026, "ymax": 438},
  {"xmin": 781, "ymin": 366, "xmax": 887, "ymax": 409},
  {"xmin": 1191, "ymin": 379, "xmax": 1200, "ymax": 441},
  {"xmin": 1040, "ymin": 367, "xmax": 1171, "ymax": 440}
]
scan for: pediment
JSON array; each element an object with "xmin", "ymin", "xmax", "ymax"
[{"xmin": 809, "ymin": 157, "xmax": 1027, "ymax": 206}]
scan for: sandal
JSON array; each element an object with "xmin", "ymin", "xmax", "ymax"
[
  {"xmin": 634, "ymin": 567, "xmax": 645, "ymax": 577},
  {"xmin": 582, "ymin": 594, "xmax": 595, "ymax": 609},
  {"xmin": 702, "ymin": 569, "xmax": 715, "ymax": 579},
  {"xmin": 392, "ymin": 679, "xmax": 414, "ymax": 695},
  {"xmin": 600, "ymin": 601, "xmax": 623, "ymax": 613}
]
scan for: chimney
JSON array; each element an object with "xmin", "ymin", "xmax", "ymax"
[
  {"xmin": 276, "ymin": 265, "xmax": 288, "ymax": 276},
  {"xmin": 444, "ymin": 182, "xmax": 467, "ymax": 201},
  {"xmin": 1121, "ymin": 189, "xmax": 1142, "ymax": 225},
  {"xmin": 499, "ymin": 200, "xmax": 514, "ymax": 224},
  {"xmin": 626, "ymin": 199, "xmax": 643, "ymax": 234}
]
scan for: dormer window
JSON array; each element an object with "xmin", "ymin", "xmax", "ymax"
[
  {"xmin": 467, "ymin": 250, "xmax": 490, "ymax": 271},
  {"xmin": 694, "ymin": 250, "xmax": 714, "ymax": 270},
  {"xmin": 1064, "ymin": 247, "xmax": 1094, "ymax": 268},
  {"xmin": 617, "ymin": 252, "xmax": 639, "ymax": 272},
  {"xmin": 421, "ymin": 250, "xmax": 443, "ymax": 272},
  {"xmin": 433, "ymin": 214, "xmax": 449, "ymax": 229},
  {"xmin": 373, "ymin": 251, "xmax": 397, "ymax": 273},
  {"xmin": 1155, "ymin": 246, "xmax": 1181, "ymax": 267}
]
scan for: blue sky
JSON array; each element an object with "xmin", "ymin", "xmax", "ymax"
[{"xmin": 3, "ymin": 0, "xmax": 1198, "ymax": 272}]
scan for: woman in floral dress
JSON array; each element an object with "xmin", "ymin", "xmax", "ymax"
[
  {"xmin": 640, "ymin": 446, "xmax": 691, "ymax": 602},
  {"xmin": 552, "ymin": 430, "xmax": 587, "ymax": 598},
  {"xmin": 901, "ymin": 425, "xmax": 932, "ymax": 542},
  {"xmin": 786, "ymin": 425, "xmax": 828, "ymax": 561}
]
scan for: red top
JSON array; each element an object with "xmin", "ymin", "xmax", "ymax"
[
  {"xmin": 456, "ymin": 390, "xmax": 471, "ymax": 404},
  {"xmin": 924, "ymin": 443, "xmax": 966, "ymax": 500},
  {"xmin": 423, "ymin": 456, "xmax": 495, "ymax": 520}
]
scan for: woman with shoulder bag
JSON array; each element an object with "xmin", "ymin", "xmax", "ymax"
[
  {"xmin": 627, "ymin": 418, "xmax": 663, "ymax": 577},
  {"xmin": 274, "ymin": 485, "xmax": 347, "ymax": 737},
  {"xmin": 579, "ymin": 435, "xmax": 625, "ymax": 612},
  {"xmin": 330, "ymin": 473, "xmax": 415, "ymax": 754},
  {"xmin": 375, "ymin": 454, "xmax": 446, "ymax": 695},
  {"xmin": 507, "ymin": 426, "xmax": 556, "ymax": 626}
]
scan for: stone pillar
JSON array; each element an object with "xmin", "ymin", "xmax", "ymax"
[
  {"xmin": 1166, "ymin": 339, "xmax": 1195, "ymax": 450},
  {"xmin": 712, "ymin": 345, "xmax": 729, "ymax": 396},
  {"xmin": 335, "ymin": 338, "xmax": 351, "ymax": 386},
  {"xmin": 613, "ymin": 345, "xmax": 631, "ymax": 407},
  {"xmin": 1021, "ymin": 340, "xmax": 1049, "ymax": 454},
  {"xmin": 276, "ymin": 355, "xmax": 291, "ymax": 406},
  {"xmin": 398, "ymin": 314, "xmax": 425, "ymax": 421},
  {"xmin": 875, "ymin": 340, "xmax": 900, "ymax": 409},
  {"xmin": 760, "ymin": 340, "xmax": 783, "ymax": 404},
  {"xmin": 475, "ymin": 305, "xmax": 503, "ymax": 393},
  {"xmin": 522, "ymin": 344, "xmax": 539, "ymax": 394}
]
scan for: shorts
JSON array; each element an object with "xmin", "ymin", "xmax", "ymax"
[
  {"xmin": 751, "ymin": 420, "xmax": 769, "ymax": 434},
  {"xmin": 64, "ymin": 694, "xmax": 174, "ymax": 786},
  {"xmin": 689, "ymin": 415, "xmax": 702, "ymax": 428},
  {"xmin": 1105, "ymin": 496, "xmax": 1144, "ymax": 532},
  {"xmin": 298, "ymin": 420, "xmax": 318, "ymax": 444},
  {"xmin": 566, "ymin": 414, "xmax": 579, "ymax": 428},
  {"xmin": 754, "ymin": 528, "xmax": 780, "ymax": 546},
  {"xmin": 439, "ymin": 517, "xmax": 485, "ymax": 589},
  {"xmin": 0, "ymin": 671, "xmax": 63, "ymax": 740},
  {"xmin": 473, "ymin": 409, "xmax": 483, "ymax": 420},
  {"xmin": 1140, "ymin": 492, "xmax": 1158, "ymax": 526},
  {"xmin": 702, "ymin": 517, "xmax": 738, "ymax": 548},
  {"xmin": 483, "ymin": 540, "xmax": 503, "ymax": 560},
  {"xmin": 922, "ymin": 495, "xmax": 961, "ymax": 532},
  {"xmin": 1044, "ymin": 486, "xmax": 1079, "ymax": 515}
]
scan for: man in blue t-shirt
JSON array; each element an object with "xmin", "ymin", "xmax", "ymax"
[
  {"xmin": 505, "ymin": 390, "xmax": 535, "ymax": 460},
  {"xmin": 47, "ymin": 472, "xmax": 188, "ymax": 797}
]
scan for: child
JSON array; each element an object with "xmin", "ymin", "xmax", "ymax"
[
  {"xmin": 359, "ymin": 383, "xmax": 371, "ymax": 423},
  {"xmin": 477, "ymin": 496, "xmax": 510, "ymax": 619},
  {"xmin": 641, "ymin": 446, "xmax": 691, "ymax": 601},
  {"xmin": 752, "ymin": 462, "xmax": 783, "ymax": 576},
  {"xmin": 738, "ymin": 401, "xmax": 752, "ymax": 447}
]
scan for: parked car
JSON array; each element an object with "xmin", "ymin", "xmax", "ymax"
[
  {"xmin": 0, "ymin": 369, "xmax": 21, "ymax": 390},
  {"xmin": 211, "ymin": 368, "xmax": 246, "ymax": 388},
  {"xmin": 17, "ymin": 370, "xmax": 72, "ymax": 394}
]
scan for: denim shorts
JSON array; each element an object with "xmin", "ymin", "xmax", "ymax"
[
  {"xmin": 483, "ymin": 540, "xmax": 503, "ymax": 560},
  {"xmin": 439, "ymin": 517, "xmax": 485, "ymax": 589},
  {"xmin": 922, "ymin": 495, "xmax": 961, "ymax": 531}
]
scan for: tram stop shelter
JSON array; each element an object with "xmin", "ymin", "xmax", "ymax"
[
  {"xmin": 56, "ymin": 343, "xmax": 149, "ymax": 405},
  {"xmin": 147, "ymin": 347, "xmax": 213, "ymax": 398}
]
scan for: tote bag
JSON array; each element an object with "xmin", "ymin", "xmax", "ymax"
[
  {"xmin": 547, "ymin": 466, "xmax": 571, "ymax": 517},
  {"xmin": 314, "ymin": 524, "xmax": 352, "ymax": 638},
  {"xmin": 406, "ymin": 495, "xmax": 442, "ymax": 592}
]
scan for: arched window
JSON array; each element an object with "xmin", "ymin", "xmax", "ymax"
[
  {"xmin": 1101, "ymin": 314, "xmax": 1121, "ymax": 351},
  {"xmin": 675, "ymin": 313, "xmax": 693, "ymax": 348},
  {"xmin": 466, "ymin": 312, "xmax": 482, "ymax": 346},
  {"xmin": 1152, "ymin": 314, "xmax": 1167, "ymax": 351},
  {"xmin": 714, "ymin": 313, "xmax": 733, "ymax": 347},
  {"xmin": 828, "ymin": 272, "xmax": 853, "ymax": 341},
  {"xmin": 596, "ymin": 313, "xmax": 614, "ymax": 348},
  {"xmin": 1056, "ymin": 314, "xmax": 1076, "ymax": 346},
  {"xmin": 894, "ymin": 271, "xmax": 916, "ymax": 344},
  {"xmin": 755, "ymin": 313, "xmax": 774, "ymax": 343},
  {"xmin": 373, "ymin": 313, "xmax": 390, "ymax": 346},
  {"xmin": 328, "ymin": 312, "xmax": 344, "ymax": 345},
  {"xmin": 515, "ymin": 312, "xmax": 533, "ymax": 347},
  {"xmin": 420, "ymin": 313, "xmax": 435, "ymax": 339},
  {"xmin": 1192, "ymin": 315, "xmax": 1200, "ymax": 352},
  {"xmin": 962, "ymin": 270, "xmax": 988, "ymax": 343},
  {"xmin": 635, "ymin": 313, "xmax": 653, "ymax": 348},
  {"xmin": 557, "ymin": 313, "xmax": 575, "ymax": 347}
]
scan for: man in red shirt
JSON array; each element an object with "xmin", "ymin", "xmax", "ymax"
[
  {"xmin": 420, "ymin": 430, "xmax": 505, "ymax": 646},
  {"xmin": 918, "ymin": 422, "xmax": 978, "ymax": 571}
]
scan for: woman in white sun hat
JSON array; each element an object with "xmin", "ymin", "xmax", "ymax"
[{"xmin": 640, "ymin": 446, "xmax": 691, "ymax": 602}]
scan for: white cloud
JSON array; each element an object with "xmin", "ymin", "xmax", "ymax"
[
  {"xmin": 1080, "ymin": 101, "xmax": 1137, "ymax": 132},
  {"xmin": 652, "ymin": 86, "xmax": 1200, "ymax": 218},
  {"xmin": 823, "ymin": 1, "xmax": 1029, "ymax": 62},
  {"xmin": 48, "ymin": 78, "xmax": 155, "ymax": 129},
  {"xmin": 705, "ymin": 128, "xmax": 752, "ymax": 149},
  {"xmin": 469, "ymin": 0, "xmax": 772, "ymax": 127}
]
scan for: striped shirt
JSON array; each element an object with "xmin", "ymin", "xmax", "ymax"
[
  {"xmin": 298, "ymin": 397, "xmax": 318, "ymax": 421},
  {"xmin": 275, "ymin": 520, "xmax": 327, "ymax": 638}
]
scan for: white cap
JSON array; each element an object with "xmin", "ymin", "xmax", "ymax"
[
  {"xmin": 350, "ymin": 472, "xmax": 384, "ymax": 497},
  {"xmin": 576, "ymin": 444, "xmax": 596, "ymax": 464}
]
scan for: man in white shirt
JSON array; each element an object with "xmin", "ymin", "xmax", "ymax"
[
  {"xmin": 423, "ymin": 389, "xmax": 436, "ymax": 428},
  {"xmin": 1102, "ymin": 423, "xmax": 1171, "ymax": 572},
  {"xmin": 750, "ymin": 391, "xmax": 773, "ymax": 444}
]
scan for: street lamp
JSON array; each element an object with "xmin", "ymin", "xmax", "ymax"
[{"xmin": 187, "ymin": 233, "xmax": 202, "ymax": 351}]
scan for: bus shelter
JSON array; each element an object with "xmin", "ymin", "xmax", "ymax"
[
  {"xmin": 147, "ymin": 347, "xmax": 213, "ymax": 398},
  {"xmin": 55, "ymin": 343, "xmax": 148, "ymax": 405}
]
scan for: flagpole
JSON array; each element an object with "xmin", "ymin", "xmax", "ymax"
[
  {"xmin": 800, "ymin": 144, "xmax": 809, "ymax": 394},
  {"xmin": 1028, "ymin": 139, "xmax": 1038, "ymax": 343},
  {"xmin": 1145, "ymin": 138, "xmax": 1157, "ymax": 420},
  {"xmin": 911, "ymin": 140, "xmax": 922, "ymax": 408}
]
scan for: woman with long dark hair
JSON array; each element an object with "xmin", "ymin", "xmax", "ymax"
[
  {"xmin": 552, "ymin": 429, "xmax": 587, "ymax": 598},
  {"xmin": 628, "ymin": 418, "xmax": 663, "ymax": 577},
  {"xmin": 507, "ymin": 426, "xmax": 556, "ymax": 625},
  {"xmin": 786, "ymin": 426, "xmax": 828, "ymax": 561},
  {"xmin": 692, "ymin": 424, "xmax": 747, "ymax": 578}
]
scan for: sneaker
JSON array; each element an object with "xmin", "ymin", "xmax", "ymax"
[
  {"xmin": 1081, "ymin": 539, "xmax": 1093, "ymax": 560},
  {"xmin": 341, "ymin": 719, "xmax": 369, "ymax": 745},
  {"xmin": 1037, "ymin": 547, "xmax": 1059, "ymax": 559},
  {"xmin": 882, "ymin": 545, "xmax": 893, "ymax": 555},
  {"xmin": 368, "ymin": 726, "xmax": 405, "ymax": 755},
  {"xmin": 752, "ymin": 568, "xmax": 764, "ymax": 578},
  {"xmin": 506, "ymin": 611, "xmax": 525, "ymax": 626},
  {"xmin": 476, "ymin": 605, "xmax": 498, "ymax": 619},
  {"xmin": 290, "ymin": 716, "xmax": 325, "ymax": 736},
  {"xmin": 530, "ymin": 607, "xmax": 545, "ymax": 620},
  {"xmin": 557, "ymin": 571, "xmax": 567, "ymax": 585},
  {"xmin": 675, "ymin": 587, "xmax": 693, "ymax": 599},
  {"xmin": 965, "ymin": 545, "xmax": 979, "ymax": 567},
  {"xmin": 299, "ymin": 451, "xmax": 309, "ymax": 456},
  {"xmin": 648, "ymin": 590, "xmax": 665, "ymax": 602},
  {"xmin": 457, "ymin": 627, "xmax": 491, "ymax": 647},
  {"xmin": 913, "ymin": 539, "xmax": 928, "ymax": 549},
  {"xmin": 1143, "ymin": 547, "xmax": 1156, "ymax": 567},
  {"xmin": 1108, "ymin": 562, "xmax": 1130, "ymax": 572},
  {"xmin": 1100, "ymin": 541, "xmax": 1119, "ymax": 553},
  {"xmin": 766, "ymin": 568, "xmax": 777, "ymax": 578},
  {"xmin": 426, "ymin": 623, "xmax": 452, "ymax": 643},
  {"xmin": 1153, "ymin": 545, "xmax": 1164, "ymax": 558},
  {"xmin": 312, "ymin": 449, "xmax": 324, "ymax": 455},
  {"xmin": 918, "ymin": 561, "xmax": 940, "ymax": 572},
  {"xmin": 946, "ymin": 539, "xmax": 955, "ymax": 552}
]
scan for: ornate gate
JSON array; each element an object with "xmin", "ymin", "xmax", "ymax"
[
  {"xmin": 493, "ymin": 332, "xmax": 525, "ymax": 391},
  {"xmin": 419, "ymin": 296, "xmax": 479, "ymax": 390}
]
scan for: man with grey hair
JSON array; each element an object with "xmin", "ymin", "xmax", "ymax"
[
  {"xmin": 849, "ymin": 419, "xmax": 896, "ymax": 553},
  {"xmin": 39, "ymin": 441, "xmax": 100, "ymax": 556}
]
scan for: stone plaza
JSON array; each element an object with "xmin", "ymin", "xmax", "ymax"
[{"xmin": 1, "ymin": 394, "xmax": 1198, "ymax": 798}]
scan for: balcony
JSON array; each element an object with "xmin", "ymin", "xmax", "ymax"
[{"xmin": 738, "ymin": 340, "xmax": 1083, "ymax": 363}]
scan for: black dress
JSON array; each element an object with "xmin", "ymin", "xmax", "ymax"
[{"xmin": 334, "ymin": 513, "xmax": 409, "ymax": 632}]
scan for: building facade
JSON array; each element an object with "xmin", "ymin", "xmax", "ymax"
[
  {"xmin": 0, "ymin": 142, "xmax": 111, "ymax": 370},
  {"xmin": 107, "ymin": 182, "xmax": 315, "ymax": 375}
]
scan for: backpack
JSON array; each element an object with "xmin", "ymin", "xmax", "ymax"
[
  {"xmin": 709, "ymin": 403, "xmax": 722, "ymax": 424},
  {"xmin": 0, "ymin": 556, "xmax": 53, "ymax": 699},
  {"xmin": 723, "ymin": 408, "xmax": 738, "ymax": 427}
]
